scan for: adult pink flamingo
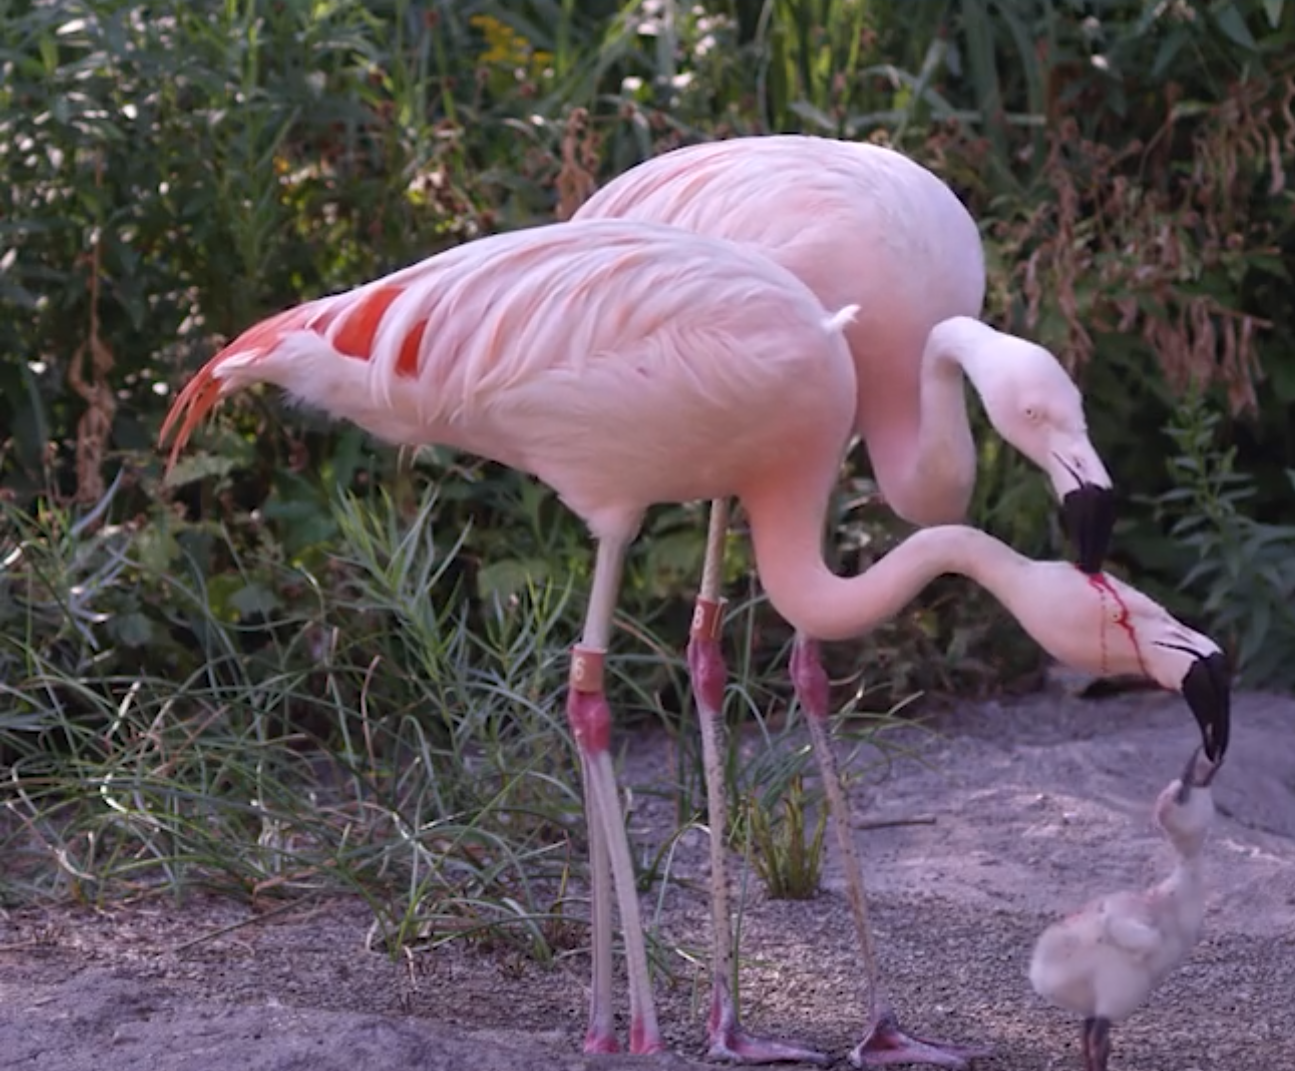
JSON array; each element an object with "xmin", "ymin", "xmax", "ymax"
[
  {"xmin": 159, "ymin": 220, "xmax": 1230, "ymax": 1066},
  {"xmin": 573, "ymin": 135, "xmax": 1130, "ymax": 1064},
  {"xmin": 573, "ymin": 136, "xmax": 1116, "ymax": 560}
]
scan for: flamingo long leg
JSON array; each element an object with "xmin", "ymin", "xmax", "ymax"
[
  {"xmin": 579, "ymin": 758, "xmax": 617, "ymax": 1052},
  {"xmin": 689, "ymin": 500, "xmax": 829, "ymax": 1065},
  {"xmin": 1082, "ymin": 1016, "xmax": 1112, "ymax": 1071},
  {"xmin": 567, "ymin": 534, "xmax": 664, "ymax": 1055},
  {"xmin": 789, "ymin": 637, "xmax": 992, "ymax": 1071}
]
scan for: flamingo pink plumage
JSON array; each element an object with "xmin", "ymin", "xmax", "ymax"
[
  {"xmin": 159, "ymin": 219, "xmax": 1230, "ymax": 1064},
  {"xmin": 572, "ymin": 135, "xmax": 1128, "ymax": 1065},
  {"xmin": 573, "ymin": 135, "xmax": 1115, "ymax": 547}
]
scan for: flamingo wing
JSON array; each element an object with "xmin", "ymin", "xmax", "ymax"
[{"xmin": 159, "ymin": 220, "xmax": 859, "ymax": 528}]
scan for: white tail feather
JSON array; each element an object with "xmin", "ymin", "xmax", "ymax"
[{"xmin": 824, "ymin": 304, "xmax": 860, "ymax": 333}]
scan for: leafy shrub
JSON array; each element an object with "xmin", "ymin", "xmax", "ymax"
[{"xmin": 1142, "ymin": 391, "xmax": 1295, "ymax": 691}]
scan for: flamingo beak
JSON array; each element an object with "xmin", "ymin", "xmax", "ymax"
[
  {"xmin": 1174, "ymin": 745, "xmax": 1221, "ymax": 804},
  {"xmin": 1060, "ymin": 483, "xmax": 1117, "ymax": 575},
  {"xmin": 1181, "ymin": 651, "xmax": 1231, "ymax": 764}
]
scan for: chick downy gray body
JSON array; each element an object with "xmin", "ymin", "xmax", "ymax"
[{"xmin": 1029, "ymin": 747, "xmax": 1219, "ymax": 1071}]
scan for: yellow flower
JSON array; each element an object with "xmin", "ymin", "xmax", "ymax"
[{"xmin": 469, "ymin": 14, "xmax": 531, "ymax": 69}]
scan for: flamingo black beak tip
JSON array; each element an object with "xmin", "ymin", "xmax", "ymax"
[
  {"xmin": 1174, "ymin": 741, "xmax": 1222, "ymax": 803},
  {"xmin": 1182, "ymin": 651, "xmax": 1231, "ymax": 765},
  {"xmin": 1061, "ymin": 483, "xmax": 1117, "ymax": 575}
]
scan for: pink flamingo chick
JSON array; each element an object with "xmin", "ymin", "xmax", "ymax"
[
  {"xmin": 158, "ymin": 219, "xmax": 1231, "ymax": 1064},
  {"xmin": 1030, "ymin": 747, "xmax": 1221, "ymax": 1071}
]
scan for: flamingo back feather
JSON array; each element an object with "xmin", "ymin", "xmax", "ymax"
[
  {"xmin": 159, "ymin": 222, "xmax": 861, "ymax": 518},
  {"xmin": 159, "ymin": 302, "xmax": 322, "ymax": 470},
  {"xmin": 575, "ymin": 134, "xmax": 986, "ymax": 320},
  {"xmin": 159, "ymin": 262, "xmax": 451, "ymax": 470}
]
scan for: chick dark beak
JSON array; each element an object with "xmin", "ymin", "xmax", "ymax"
[
  {"xmin": 1174, "ymin": 744, "xmax": 1220, "ymax": 803},
  {"xmin": 1182, "ymin": 651, "xmax": 1231, "ymax": 764},
  {"xmin": 1060, "ymin": 483, "xmax": 1117, "ymax": 575}
]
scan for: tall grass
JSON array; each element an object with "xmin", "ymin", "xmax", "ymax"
[
  {"xmin": 0, "ymin": 472, "xmax": 912, "ymax": 958},
  {"xmin": 1, "ymin": 483, "xmax": 588, "ymax": 952}
]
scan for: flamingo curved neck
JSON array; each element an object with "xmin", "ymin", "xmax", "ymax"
[
  {"xmin": 1168, "ymin": 836, "xmax": 1207, "ymax": 869},
  {"xmin": 743, "ymin": 479, "xmax": 1027, "ymax": 643},
  {"xmin": 1153, "ymin": 856, "xmax": 1206, "ymax": 935},
  {"xmin": 877, "ymin": 317, "xmax": 989, "ymax": 525}
]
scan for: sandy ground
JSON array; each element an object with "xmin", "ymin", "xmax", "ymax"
[{"xmin": 1, "ymin": 684, "xmax": 1293, "ymax": 1071}]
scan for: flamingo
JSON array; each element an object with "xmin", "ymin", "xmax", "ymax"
[
  {"xmin": 158, "ymin": 219, "xmax": 1231, "ymax": 1064},
  {"xmin": 572, "ymin": 135, "xmax": 1116, "ymax": 559},
  {"xmin": 572, "ymin": 134, "xmax": 1128, "ymax": 1064},
  {"xmin": 1030, "ymin": 746, "xmax": 1221, "ymax": 1071}
]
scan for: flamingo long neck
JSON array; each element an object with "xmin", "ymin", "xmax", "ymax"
[
  {"xmin": 741, "ymin": 472, "xmax": 1028, "ymax": 643},
  {"xmin": 1154, "ymin": 852, "xmax": 1207, "ymax": 938},
  {"xmin": 1167, "ymin": 854, "xmax": 1204, "ymax": 889},
  {"xmin": 1167, "ymin": 828, "xmax": 1208, "ymax": 884},
  {"xmin": 878, "ymin": 318, "xmax": 983, "ymax": 526}
]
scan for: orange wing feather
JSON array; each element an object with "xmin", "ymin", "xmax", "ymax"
[
  {"xmin": 158, "ymin": 302, "xmax": 320, "ymax": 471},
  {"xmin": 332, "ymin": 285, "xmax": 406, "ymax": 360},
  {"xmin": 395, "ymin": 318, "xmax": 429, "ymax": 379}
]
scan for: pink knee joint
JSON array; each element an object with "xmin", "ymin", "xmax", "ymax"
[
  {"xmin": 687, "ymin": 597, "xmax": 727, "ymax": 714},
  {"xmin": 789, "ymin": 638, "xmax": 831, "ymax": 719},
  {"xmin": 567, "ymin": 646, "xmax": 611, "ymax": 754}
]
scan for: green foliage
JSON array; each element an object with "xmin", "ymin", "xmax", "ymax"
[
  {"xmin": 742, "ymin": 773, "xmax": 827, "ymax": 900},
  {"xmin": 1, "ymin": 482, "xmax": 587, "ymax": 953},
  {"xmin": 6, "ymin": 0, "xmax": 1292, "ymax": 624},
  {"xmin": 1143, "ymin": 392, "xmax": 1295, "ymax": 692}
]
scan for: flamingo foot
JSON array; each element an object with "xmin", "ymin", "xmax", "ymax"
[
  {"xmin": 706, "ymin": 982, "xmax": 830, "ymax": 1065},
  {"xmin": 708, "ymin": 1028, "xmax": 830, "ymax": 1066},
  {"xmin": 583, "ymin": 1030, "xmax": 620, "ymax": 1055},
  {"xmin": 630, "ymin": 1016, "xmax": 668, "ymax": 1055},
  {"xmin": 848, "ymin": 1004, "xmax": 992, "ymax": 1069}
]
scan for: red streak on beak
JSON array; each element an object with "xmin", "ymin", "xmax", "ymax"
[{"xmin": 1074, "ymin": 564, "xmax": 1151, "ymax": 679}]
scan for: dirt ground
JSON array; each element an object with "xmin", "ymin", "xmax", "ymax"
[{"xmin": 2, "ymin": 683, "xmax": 1293, "ymax": 1071}]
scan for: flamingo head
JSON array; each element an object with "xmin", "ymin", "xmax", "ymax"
[
  {"xmin": 1171, "ymin": 744, "xmax": 1222, "ymax": 802},
  {"xmin": 967, "ymin": 330, "xmax": 1115, "ymax": 574},
  {"xmin": 1157, "ymin": 745, "xmax": 1219, "ymax": 854},
  {"xmin": 1086, "ymin": 570, "xmax": 1230, "ymax": 764},
  {"xmin": 1007, "ymin": 564, "xmax": 1231, "ymax": 763}
]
